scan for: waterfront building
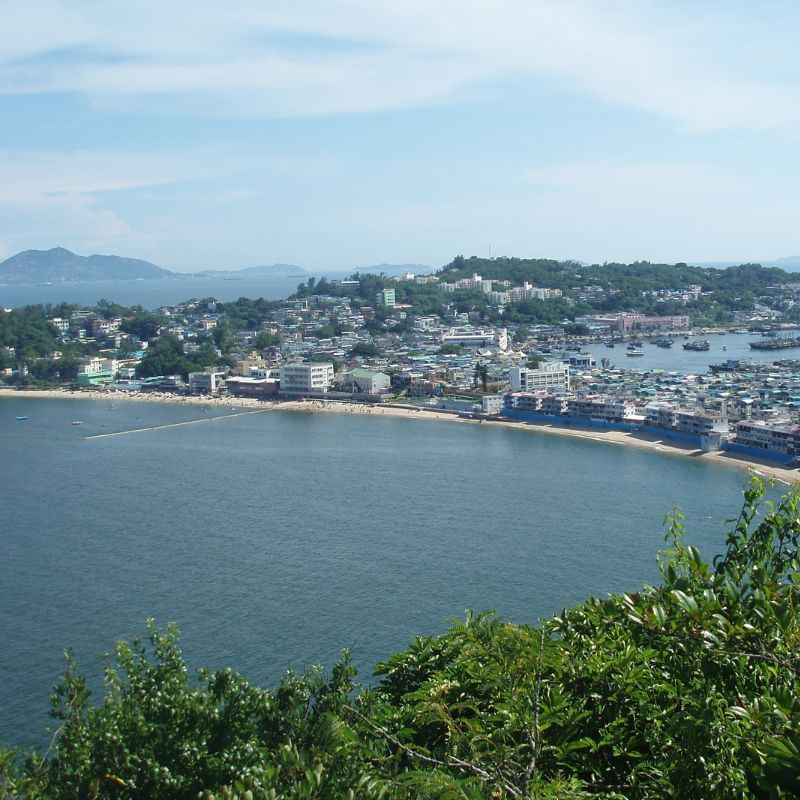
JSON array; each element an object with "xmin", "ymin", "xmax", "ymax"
[
  {"xmin": 509, "ymin": 362, "xmax": 570, "ymax": 392},
  {"xmin": 442, "ymin": 328, "xmax": 509, "ymax": 351},
  {"xmin": 188, "ymin": 369, "xmax": 228, "ymax": 394},
  {"xmin": 541, "ymin": 394, "xmax": 569, "ymax": 416},
  {"xmin": 732, "ymin": 420, "xmax": 800, "ymax": 461},
  {"xmin": 77, "ymin": 356, "xmax": 116, "ymax": 387},
  {"xmin": 591, "ymin": 313, "xmax": 690, "ymax": 332},
  {"xmin": 645, "ymin": 405, "xmax": 678, "ymax": 430},
  {"xmin": 504, "ymin": 392, "xmax": 544, "ymax": 413},
  {"xmin": 674, "ymin": 410, "xmax": 729, "ymax": 438},
  {"xmin": 342, "ymin": 367, "xmax": 391, "ymax": 394},
  {"xmin": 279, "ymin": 362, "xmax": 335, "ymax": 396},
  {"xmin": 566, "ymin": 396, "xmax": 635, "ymax": 422},
  {"xmin": 481, "ymin": 395, "xmax": 505, "ymax": 414},
  {"xmin": 225, "ymin": 376, "xmax": 280, "ymax": 399},
  {"xmin": 568, "ymin": 353, "xmax": 597, "ymax": 369}
]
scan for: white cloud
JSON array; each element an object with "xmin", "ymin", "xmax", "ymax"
[{"xmin": 0, "ymin": 1, "xmax": 797, "ymax": 130}]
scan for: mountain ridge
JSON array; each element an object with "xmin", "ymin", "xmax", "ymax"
[{"xmin": 0, "ymin": 247, "xmax": 171, "ymax": 284}]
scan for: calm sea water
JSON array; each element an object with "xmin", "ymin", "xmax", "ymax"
[
  {"xmin": 581, "ymin": 333, "xmax": 800, "ymax": 372},
  {"xmin": 0, "ymin": 275, "xmax": 305, "ymax": 310},
  {"xmin": 0, "ymin": 397, "xmax": 765, "ymax": 748}
]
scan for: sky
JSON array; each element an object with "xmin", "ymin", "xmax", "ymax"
[{"xmin": 1, "ymin": 0, "xmax": 799, "ymax": 272}]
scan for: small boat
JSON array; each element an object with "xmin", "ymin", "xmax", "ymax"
[
  {"xmin": 16, "ymin": 415, "xmax": 28, "ymax": 421},
  {"xmin": 71, "ymin": 420, "xmax": 84, "ymax": 426}
]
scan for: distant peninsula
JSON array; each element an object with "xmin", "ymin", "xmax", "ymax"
[
  {"xmin": 0, "ymin": 249, "xmax": 312, "ymax": 285},
  {"xmin": 194, "ymin": 263, "xmax": 308, "ymax": 279},
  {"xmin": 0, "ymin": 248, "xmax": 431, "ymax": 285},
  {"xmin": 0, "ymin": 248, "xmax": 172, "ymax": 284}
]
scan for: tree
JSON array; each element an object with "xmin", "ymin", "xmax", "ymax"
[
  {"xmin": 473, "ymin": 362, "xmax": 489, "ymax": 391},
  {"xmin": 348, "ymin": 342, "xmax": 380, "ymax": 359},
  {"xmin": 120, "ymin": 311, "xmax": 164, "ymax": 342},
  {"xmin": 513, "ymin": 325, "xmax": 530, "ymax": 344}
]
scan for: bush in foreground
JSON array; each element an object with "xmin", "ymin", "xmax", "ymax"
[{"xmin": 2, "ymin": 478, "xmax": 800, "ymax": 799}]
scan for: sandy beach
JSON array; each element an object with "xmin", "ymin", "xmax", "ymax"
[{"xmin": 2, "ymin": 387, "xmax": 798, "ymax": 486}]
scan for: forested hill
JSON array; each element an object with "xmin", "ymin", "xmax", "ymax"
[
  {"xmin": 441, "ymin": 255, "xmax": 800, "ymax": 293},
  {"xmin": 0, "ymin": 248, "xmax": 171, "ymax": 284}
]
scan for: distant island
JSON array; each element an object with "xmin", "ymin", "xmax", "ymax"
[
  {"xmin": 0, "ymin": 248, "xmax": 313, "ymax": 285},
  {"xmin": 0, "ymin": 248, "xmax": 435, "ymax": 285},
  {"xmin": 0, "ymin": 247, "xmax": 172, "ymax": 284},
  {"xmin": 194, "ymin": 263, "xmax": 308, "ymax": 279}
]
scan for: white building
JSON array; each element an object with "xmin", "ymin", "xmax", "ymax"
[
  {"xmin": 279, "ymin": 362, "xmax": 335, "ymax": 395},
  {"xmin": 441, "ymin": 328, "xmax": 508, "ymax": 351},
  {"xmin": 188, "ymin": 369, "xmax": 227, "ymax": 394},
  {"xmin": 343, "ymin": 367, "xmax": 391, "ymax": 394},
  {"xmin": 509, "ymin": 362, "xmax": 570, "ymax": 393}
]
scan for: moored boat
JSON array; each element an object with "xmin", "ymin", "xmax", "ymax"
[{"xmin": 749, "ymin": 337, "xmax": 800, "ymax": 351}]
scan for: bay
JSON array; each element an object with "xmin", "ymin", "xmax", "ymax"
[{"xmin": 0, "ymin": 398, "xmax": 761, "ymax": 748}]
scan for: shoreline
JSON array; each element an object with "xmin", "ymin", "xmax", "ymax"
[{"xmin": 2, "ymin": 387, "xmax": 798, "ymax": 486}]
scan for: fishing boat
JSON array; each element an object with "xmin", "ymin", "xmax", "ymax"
[
  {"xmin": 682, "ymin": 340, "xmax": 711, "ymax": 351},
  {"xmin": 749, "ymin": 337, "xmax": 800, "ymax": 351}
]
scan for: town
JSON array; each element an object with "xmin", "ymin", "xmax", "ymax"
[{"xmin": 5, "ymin": 256, "xmax": 800, "ymax": 466}]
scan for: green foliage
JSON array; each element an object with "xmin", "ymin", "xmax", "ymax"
[
  {"xmin": 253, "ymin": 330, "xmax": 281, "ymax": 350},
  {"xmin": 348, "ymin": 342, "xmax": 380, "ymax": 359},
  {"xmin": 215, "ymin": 298, "xmax": 285, "ymax": 331},
  {"xmin": 4, "ymin": 479, "xmax": 800, "ymax": 798},
  {"xmin": 135, "ymin": 334, "xmax": 223, "ymax": 380},
  {"xmin": 120, "ymin": 311, "xmax": 165, "ymax": 342},
  {"xmin": 0, "ymin": 306, "xmax": 61, "ymax": 362}
]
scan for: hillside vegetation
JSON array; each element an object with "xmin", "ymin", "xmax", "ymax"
[{"xmin": 2, "ymin": 478, "xmax": 799, "ymax": 799}]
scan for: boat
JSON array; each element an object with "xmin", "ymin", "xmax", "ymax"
[
  {"xmin": 682, "ymin": 340, "xmax": 711, "ymax": 351},
  {"xmin": 605, "ymin": 340, "xmax": 615, "ymax": 348},
  {"xmin": 16, "ymin": 415, "xmax": 28, "ymax": 421},
  {"xmin": 626, "ymin": 348, "xmax": 644, "ymax": 357},
  {"xmin": 749, "ymin": 337, "xmax": 800, "ymax": 351},
  {"xmin": 709, "ymin": 359, "xmax": 747, "ymax": 374}
]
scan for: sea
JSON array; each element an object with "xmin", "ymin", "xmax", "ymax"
[
  {"xmin": 0, "ymin": 397, "xmax": 771, "ymax": 749},
  {"xmin": 0, "ymin": 275, "xmax": 306, "ymax": 310}
]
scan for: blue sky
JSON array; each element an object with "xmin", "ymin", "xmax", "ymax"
[{"xmin": 1, "ymin": 0, "xmax": 799, "ymax": 272}]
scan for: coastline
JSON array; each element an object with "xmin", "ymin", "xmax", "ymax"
[{"xmin": 2, "ymin": 387, "xmax": 798, "ymax": 486}]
